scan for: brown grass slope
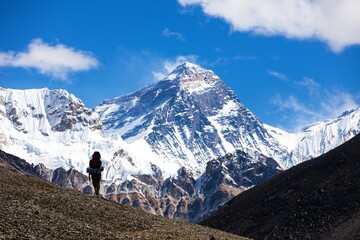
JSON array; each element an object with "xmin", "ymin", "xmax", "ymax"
[
  {"xmin": 202, "ymin": 134, "xmax": 360, "ymax": 240},
  {"xmin": 0, "ymin": 153, "xmax": 248, "ymax": 240}
]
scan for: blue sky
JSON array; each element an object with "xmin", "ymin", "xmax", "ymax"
[{"xmin": 1, "ymin": 0, "xmax": 359, "ymax": 132}]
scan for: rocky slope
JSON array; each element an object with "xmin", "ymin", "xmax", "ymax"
[
  {"xmin": 0, "ymin": 152, "xmax": 248, "ymax": 240},
  {"xmin": 202, "ymin": 133, "xmax": 360, "ymax": 240}
]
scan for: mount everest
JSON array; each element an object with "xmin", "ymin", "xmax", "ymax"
[{"xmin": 0, "ymin": 62, "xmax": 359, "ymax": 222}]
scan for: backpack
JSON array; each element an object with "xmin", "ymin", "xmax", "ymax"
[{"xmin": 87, "ymin": 159, "xmax": 102, "ymax": 175}]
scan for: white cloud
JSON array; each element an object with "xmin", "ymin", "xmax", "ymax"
[
  {"xmin": 356, "ymin": 92, "xmax": 360, "ymax": 100},
  {"xmin": 152, "ymin": 55, "xmax": 199, "ymax": 80},
  {"xmin": 207, "ymin": 57, "xmax": 228, "ymax": 67},
  {"xmin": 232, "ymin": 55, "xmax": 257, "ymax": 61},
  {"xmin": 295, "ymin": 77, "xmax": 321, "ymax": 95},
  {"xmin": 0, "ymin": 38, "xmax": 99, "ymax": 80},
  {"xmin": 268, "ymin": 70, "xmax": 288, "ymax": 81},
  {"xmin": 272, "ymin": 94, "xmax": 317, "ymax": 116},
  {"xmin": 162, "ymin": 28, "xmax": 186, "ymax": 41},
  {"xmin": 179, "ymin": 0, "xmax": 360, "ymax": 52},
  {"xmin": 152, "ymin": 71, "xmax": 167, "ymax": 81},
  {"xmin": 320, "ymin": 90, "xmax": 359, "ymax": 117}
]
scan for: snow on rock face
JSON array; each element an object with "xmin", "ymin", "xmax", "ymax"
[
  {"xmin": 265, "ymin": 107, "xmax": 360, "ymax": 166},
  {"xmin": 0, "ymin": 88, "xmax": 137, "ymax": 178},
  {"xmin": 0, "ymin": 88, "xmax": 101, "ymax": 135},
  {"xmin": 289, "ymin": 107, "xmax": 360, "ymax": 165}
]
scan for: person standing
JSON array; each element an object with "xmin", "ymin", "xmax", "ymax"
[{"xmin": 87, "ymin": 151, "xmax": 103, "ymax": 196}]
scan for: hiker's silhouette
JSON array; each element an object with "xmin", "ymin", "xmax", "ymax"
[{"xmin": 87, "ymin": 151, "xmax": 103, "ymax": 196}]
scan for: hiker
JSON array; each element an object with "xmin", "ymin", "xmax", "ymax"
[{"xmin": 87, "ymin": 151, "xmax": 104, "ymax": 196}]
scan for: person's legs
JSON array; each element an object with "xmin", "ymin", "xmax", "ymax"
[{"xmin": 92, "ymin": 175, "xmax": 101, "ymax": 196}]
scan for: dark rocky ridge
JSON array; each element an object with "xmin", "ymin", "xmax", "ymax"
[
  {"xmin": 201, "ymin": 134, "xmax": 360, "ymax": 240},
  {"xmin": 0, "ymin": 151, "xmax": 248, "ymax": 240},
  {"xmin": 0, "ymin": 150, "xmax": 91, "ymax": 193}
]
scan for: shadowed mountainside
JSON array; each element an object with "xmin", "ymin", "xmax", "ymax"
[
  {"xmin": 201, "ymin": 134, "xmax": 360, "ymax": 240},
  {"xmin": 0, "ymin": 152, "xmax": 247, "ymax": 240},
  {"xmin": 0, "ymin": 150, "xmax": 92, "ymax": 194}
]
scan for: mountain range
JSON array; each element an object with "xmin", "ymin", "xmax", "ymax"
[{"xmin": 0, "ymin": 62, "xmax": 359, "ymax": 222}]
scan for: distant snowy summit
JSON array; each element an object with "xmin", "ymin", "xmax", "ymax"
[
  {"xmin": 0, "ymin": 87, "xmax": 127, "ymax": 172},
  {"xmin": 0, "ymin": 88, "xmax": 101, "ymax": 135},
  {"xmin": 288, "ymin": 106, "xmax": 360, "ymax": 165},
  {"xmin": 163, "ymin": 62, "xmax": 220, "ymax": 93},
  {"xmin": 164, "ymin": 62, "xmax": 215, "ymax": 80}
]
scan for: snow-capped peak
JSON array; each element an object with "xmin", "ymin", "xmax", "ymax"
[
  {"xmin": 0, "ymin": 88, "xmax": 101, "ymax": 135},
  {"xmin": 176, "ymin": 62, "xmax": 208, "ymax": 74},
  {"xmin": 163, "ymin": 62, "xmax": 220, "ymax": 93},
  {"xmin": 164, "ymin": 62, "xmax": 214, "ymax": 80},
  {"xmin": 265, "ymin": 106, "xmax": 360, "ymax": 166}
]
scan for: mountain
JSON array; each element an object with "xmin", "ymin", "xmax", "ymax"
[
  {"xmin": 201, "ymin": 133, "xmax": 360, "ymax": 240},
  {"xmin": 266, "ymin": 107, "xmax": 360, "ymax": 166},
  {"xmin": 0, "ymin": 87, "xmax": 132, "ymax": 174},
  {"xmin": 0, "ymin": 151, "xmax": 247, "ymax": 240},
  {"xmin": 289, "ymin": 108, "xmax": 360, "ymax": 165},
  {"xmin": 94, "ymin": 62, "xmax": 359, "ymax": 221},
  {"xmin": 0, "ymin": 63, "xmax": 359, "ymax": 223},
  {"xmin": 96, "ymin": 62, "xmax": 360, "ymax": 172},
  {"xmin": 95, "ymin": 62, "xmax": 288, "ymax": 175},
  {"xmin": 93, "ymin": 62, "xmax": 293, "ymax": 221},
  {"xmin": 0, "ymin": 85, "xmax": 285, "ymax": 222}
]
